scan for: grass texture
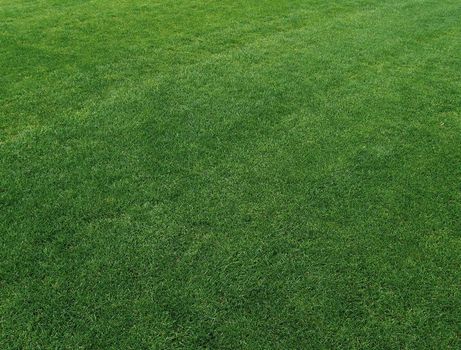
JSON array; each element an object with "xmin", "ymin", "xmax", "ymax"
[{"xmin": 1, "ymin": 0, "xmax": 461, "ymax": 348}]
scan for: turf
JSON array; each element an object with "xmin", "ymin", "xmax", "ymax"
[{"xmin": 1, "ymin": 0, "xmax": 461, "ymax": 348}]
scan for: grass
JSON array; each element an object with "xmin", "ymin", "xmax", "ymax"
[{"xmin": 1, "ymin": 0, "xmax": 461, "ymax": 348}]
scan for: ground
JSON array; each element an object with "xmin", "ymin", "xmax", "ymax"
[{"xmin": 1, "ymin": 0, "xmax": 461, "ymax": 348}]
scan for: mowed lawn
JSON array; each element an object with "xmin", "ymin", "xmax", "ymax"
[{"xmin": 1, "ymin": 0, "xmax": 461, "ymax": 348}]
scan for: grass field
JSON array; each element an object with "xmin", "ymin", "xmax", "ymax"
[{"xmin": 1, "ymin": 0, "xmax": 461, "ymax": 348}]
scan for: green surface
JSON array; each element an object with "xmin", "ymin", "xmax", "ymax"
[{"xmin": 1, "ymin": 0, "xmax": 461, "ymax": 348}]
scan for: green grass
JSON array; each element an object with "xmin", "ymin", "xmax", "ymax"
[{"xmin": 1, "ymin": 0, "xmax": 461, "ymax": 348}]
